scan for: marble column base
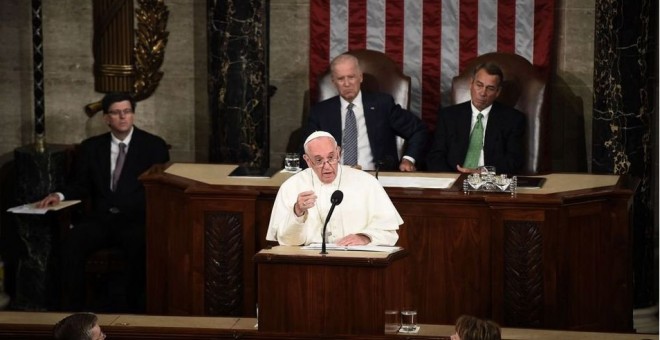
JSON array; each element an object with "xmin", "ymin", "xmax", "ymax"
[{"xmin": 11, "ymin": 144, "xmax": 70, "ymax": 311}]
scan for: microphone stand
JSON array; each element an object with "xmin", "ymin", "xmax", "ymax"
[
  {"xmin": 375, "ymin": 161, "xmax": 383, "ymax": 180},
  {"xmin": 321, "ymin": 190, "xmax": 343, "ymax": 254},
  {"xmin": 320, "ymin": 205, "xmax": 337, "ymax": 255}
]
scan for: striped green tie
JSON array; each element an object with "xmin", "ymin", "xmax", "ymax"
[{"xmin": 463, "ymin": 113, "xmax": 484, "ymax": 169}]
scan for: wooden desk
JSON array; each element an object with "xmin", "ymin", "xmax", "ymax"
[
  {"xmin": 254, "ymin": 246, "xmax": 408, "ymax": 335},
  {"xmin": 0, "ymin": 311, "xmax": 656, "ymax": 340},
  {"xmin": 140, "ymin": 164, "xmax": 637, "ymax": 332}
]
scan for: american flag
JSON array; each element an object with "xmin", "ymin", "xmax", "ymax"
[{"xmin": 309, "ymin": 0, "xmax": 555, "ymax": 130}]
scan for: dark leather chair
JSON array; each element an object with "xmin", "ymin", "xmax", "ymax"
[
  {"xmin": 317, "ymin": 49, "xmax": 412, "ymax": 158},
  {"xmin": 451, "ymin": 52, "xmax": 549, "ymax": 174},
  {"xmin": 317, "ymin": 49, "xmax": 411, "ymax": 108}
]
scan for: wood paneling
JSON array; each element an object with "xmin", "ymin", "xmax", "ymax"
[{"xmin": 140, "ymin": 165, "xmax": 636, "ymax": 332}]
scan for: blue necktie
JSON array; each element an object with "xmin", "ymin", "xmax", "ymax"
[{"xmin": 343, "ymin": 103, "xmax": 358, "ymax": 166}]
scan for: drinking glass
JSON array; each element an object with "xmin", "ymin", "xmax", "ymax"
[
  {"xmin": 284, "ymin": 153, "xmax": 301, "ymax": 171},
  {"xmin": 384, "ymin": 309, "xmax": 400, "ymax": 333},
  {"xmin": 400, "ymin": 309, "xmax": 417, "ymax": 332}
]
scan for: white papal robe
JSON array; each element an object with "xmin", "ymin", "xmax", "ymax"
[{"xmin": 266, "ymin": 165, "xmax": 402, "ymax": 246}]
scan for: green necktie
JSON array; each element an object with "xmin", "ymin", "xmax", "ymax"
[{"xmin": 463, "ymin": 113, "xmax": 484, "ymax": 169}]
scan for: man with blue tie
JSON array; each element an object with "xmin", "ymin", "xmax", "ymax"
[
  {"xmin": 427, "ymin": 62, "xmax": 525, "ymax": 174},
  {"xmin": 37, "ymin": 92, "xmax": 170, "ymax": 312},
  {"xmin": 304, "ymin": 53, "xmax": 428, "ymax": 171}
]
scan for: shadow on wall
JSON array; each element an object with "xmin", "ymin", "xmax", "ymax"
[
  {"xmin": 285, "ymin": 89, "xmax": 310, "ymax": 157},
  {"xmin": 550, "ymin": 73, "xmax": 588, "ymax": 173}
]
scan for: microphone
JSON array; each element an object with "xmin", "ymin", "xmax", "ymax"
[
  {"xmin": 321, "ymin": 190, "xmax": 344, "ymax": 254},
  {"xmin": 375, "ymin": 156, "xmax": 397, "ymax": 179}
]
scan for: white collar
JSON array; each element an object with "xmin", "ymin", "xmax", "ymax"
[
  {"xmin": 470, "ymin": 102, "xmax": 493, "ymax": 118},
  {"xmin": 340, "ymin": 91, "xmax": 363, "ymax": 110},
  {"xmin": 111, "ymin": 126, "xmax": 134, "ymax": 146}
]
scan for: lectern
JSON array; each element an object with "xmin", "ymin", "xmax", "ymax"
[{"xmin": 254, "ymin": 246, "xmax": 409, "ymax": 335}]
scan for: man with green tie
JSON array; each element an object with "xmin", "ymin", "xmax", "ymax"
[{"xmin": 426, "ymin": 62, "xmax": 525, "ymax": 174}]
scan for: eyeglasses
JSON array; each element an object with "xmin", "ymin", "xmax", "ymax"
[
  {"xmin": 107, "ymin": 108, "xmax": 134, "ymax": 116},
  {"xmin": 308, "ymin": 156, "xmax": 339, "ymax": 168}
]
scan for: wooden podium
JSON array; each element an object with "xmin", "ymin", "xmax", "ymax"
[
  {"xmin": 141, "ymin": 164, "xmax": 638, "ymax": 332},
  {"xmin": 254, "ymin": 246, "xmax": 409, "ymax": 335}
]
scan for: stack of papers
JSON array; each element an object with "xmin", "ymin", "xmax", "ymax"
[
  {"xmin": 302, "ymin": 243, "xmax": 401, "ymax": 253},
  {"xmin": 7, "ymin": 200, "xmax": 81, "ymax": 215},
  {"xmin": 378, "ymin": 176, "xmax": 454, "ymax": 189}
]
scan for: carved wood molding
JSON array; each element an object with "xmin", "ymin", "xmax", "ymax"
[
  {"xmin": 503, "ymin": 220, "xmax": 543, "ymax": 327},
  {"xmin": 204, "ymin": 211, "xmax": 243, "ymax": 316}
]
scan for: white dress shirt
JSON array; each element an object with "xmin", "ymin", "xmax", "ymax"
[{"xmin": 339, "ymin": 92, "xmax": 375, "ymax": 170}]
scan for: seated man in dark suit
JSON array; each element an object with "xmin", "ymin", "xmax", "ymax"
[
  {"xmin": 427, "ymin": 62, "xmax": 525, "ymax": 174},
  {"xmin": 37, "ymin": 92, "xmax": 170, "ymax": 312},
  {"xmin": 304, "ymin": 53, "xmax": 428, "ymax": 171}
]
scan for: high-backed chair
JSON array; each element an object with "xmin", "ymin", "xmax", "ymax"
[
  {"xmin": 451, "ymin": 52, "xmax": 549, "ymax": 174},
  {"xmin": 317, "ymin": 49, "xmax": 412, "ymax": 158},
  {"xmin": 318, "ymin": 49, "xmax": 411, "ymax": 107}
]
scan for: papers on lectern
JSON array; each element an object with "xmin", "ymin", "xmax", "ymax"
[{"xmin": 302, "ymin": 243, "xmax": 401, "ymax": 253}]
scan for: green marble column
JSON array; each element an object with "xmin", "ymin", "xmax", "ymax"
[
  {"xmin": 12, "ymin": 145, "xmax": 70, "ymax": 310},
  {"xmin": 208, "ymin": 0, "xmax": 269, "ymax": 169},
  {"xmin": 592, "ymin": 0, "xmax": 656, "ymax": 308}
]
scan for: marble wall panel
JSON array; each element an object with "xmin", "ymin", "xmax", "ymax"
[
  {"xmin": 41, "ymin": 1, "xmax": 96, "ymax": 145},
  {"xmin": 552, "ymin": 0, "xmax": 596, "ymax": 171},
  {"xmin": 268, "ymin": 0, "xmax": 310, "ymax": 168},
  {"xmin": 0, "ymin": 1, "xmax": 34, "ymax": 156},
  {"xmin": 141, "ymin": 0, "xmax": 199, "ymax": 162}
]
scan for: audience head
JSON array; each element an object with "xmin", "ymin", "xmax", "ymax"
[
  {"xmin": 330, "ymin": 53, "xmax": 363, "ymax": 102},
  {"xmin": 101, "ymin": 92, "xmax": 136, "ymax": 140},
  {"xmin": 470, "ymin": 62, "xmax": 503, "ymax": 111},
  {"xmin": 451, "ymin": 314, "xmax": 501, "ymax": 340},
  {"xmin": 303, "ymin": 131, "xmax": 340, "ymax": 184},
  {"xmin": 53, "ymin": 312, "xmax": 105, "ymax": 340}
]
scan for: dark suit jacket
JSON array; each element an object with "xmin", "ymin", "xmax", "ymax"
[
  {"xmin": 62, "ymin": 127, "xmax": 170, "ymax": 223},
  {"xmin": 426, "ymin": 101, "xmax": 525, "ymax": 174},
  {"xmin": 305, "ymin": 92, "xmax": 428, "ymax": 170}
]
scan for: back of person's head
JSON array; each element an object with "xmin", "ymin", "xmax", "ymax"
[
  {"xmin": 454, "ymin": 314, "xmax": 501, "ymax": 340},
  {"xmin": 53, "ymin": 312, "xmax": 98, "ymax": 340},
  {"xmin": 101, "ymin": 92, "xmax": 136, "ymax": 113}
]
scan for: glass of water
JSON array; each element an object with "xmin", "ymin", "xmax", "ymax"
[
  {"xmin": 284, "ymin": 153, "xmax": 300, "ymax": 171},
  {"xmin": 400, "ymin": 309, "xmax": 417, "ymax": 332},
  {"xmin": 384, "ymin": 309, "xmax": 400, "ymax": 333}
]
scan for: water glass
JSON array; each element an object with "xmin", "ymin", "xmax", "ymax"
[
  {"xmin": 480, "ymin": 165, "xmax": 496, "ymax": 175},
  {"xmin": 400, "ymin": 309, "xmax": 417, "ymax": 332},
  {"xmin": 480, "ymin": 166, "xmax": 496, "ymax": 182},
  {"xmin": 284, "ymin": 153, "xmax": 300, "ymax": 171},
  {"xmin": 384, "ymin": 309, "xmax": 400, "ymax": 333}
]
